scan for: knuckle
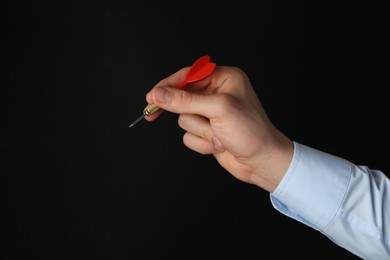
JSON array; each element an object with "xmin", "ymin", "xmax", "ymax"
[{"xmin": 179, "ymin": 90, "xmax": 193, "ymax": 107}]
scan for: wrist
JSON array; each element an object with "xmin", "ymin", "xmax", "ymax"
[{"xmin": 250, "ymin": 134, "xmax": 294, "ymax": 192}]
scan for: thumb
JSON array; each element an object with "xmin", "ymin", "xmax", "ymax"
[{"xmin": 150, "ymin": 86, "xmax": 220, "ymax": 118}]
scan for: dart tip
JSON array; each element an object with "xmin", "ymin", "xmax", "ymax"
[
  {"xmin": 128, "ymin": 114, "xmax": 145, "ymax": 128},
  {"xmin": 128, "ymin": 122, "xmax": 137, "ymax": 128}
]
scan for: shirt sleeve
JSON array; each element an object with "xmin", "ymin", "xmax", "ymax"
[{"xmin": 270, "ymin": 142, "xmax": 390, "ymax": 259}]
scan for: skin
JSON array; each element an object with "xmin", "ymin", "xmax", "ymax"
[{"xmin": 145, "ymin": 66, "xmax": 294, "ymax": 193}]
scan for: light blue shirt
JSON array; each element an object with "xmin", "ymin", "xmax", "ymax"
[{"xmin": 271, "ymin": 142, "xmax": 390, "ymax": 259}]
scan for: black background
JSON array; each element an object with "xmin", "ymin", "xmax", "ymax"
[{"xmin": 2, "ymin": 0, "xmax": 388, "ymax": 259}]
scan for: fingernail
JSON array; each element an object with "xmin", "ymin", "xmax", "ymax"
[
  {"xmin": 154, "ymin": 87, "xmax": 170, "ymax": 103},
  {"xmin": 213, "ymin": 136, "xmax": 225, "ymax": 152}
]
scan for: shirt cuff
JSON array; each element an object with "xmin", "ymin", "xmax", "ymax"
[{"xmin": 270, "ymin": 141, "xmax": 352, "ymax": 231}]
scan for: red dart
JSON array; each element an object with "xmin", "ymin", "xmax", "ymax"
[
  {"xmin": 175, "ymin": 55, "xmax": 216, "ymax": 88},
  {"xmin": 129, "ymin": 55, "xmax": 216, "ymax": 128}
]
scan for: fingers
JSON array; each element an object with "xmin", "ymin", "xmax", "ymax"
[
  {"xmin": 144, "ymin": 66, "xmax": 250, "ymax": 122},
  {"xmin": 182, "ymin": 132, "xmax": 214, "ymax": 154},
  {"xmin": 178, "ymin": 114, "xmax": 213, "ymax": 141},
  {"xmin": 179, "ymin": 114, "xmax": 225, "ymax": 154}
]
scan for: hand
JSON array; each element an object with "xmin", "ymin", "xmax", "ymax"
[{"xmin": 145, "ymin": 66, "xmax": 294, "ymax": 192}]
